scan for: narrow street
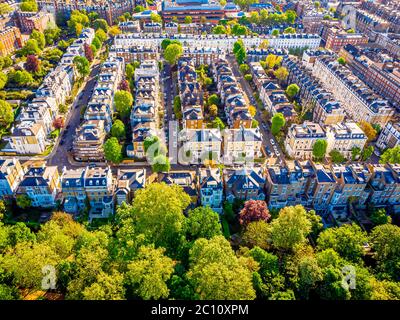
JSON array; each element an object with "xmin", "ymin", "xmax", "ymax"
[{"xmin": 226, "ymin": 55, "xmax": 285, "ymax": 164}]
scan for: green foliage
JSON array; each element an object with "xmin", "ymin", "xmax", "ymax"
[
  {"xmin": 103, "ymin": 137, "xmax": 122, "ymax": 164},
  {"xmin": 329, "ymin": 149, "xmax": 346, "ymax": 163},
  {"xmin": 184, "ymin": 207, "xmax": 222, "ymax": 240},
  {"xmin": 93, "ymin": 19, "xmax": 109, "ymax": 32},
  {"xmin": 20, "ymin": 39, "xmax": 41, "ymax": 56},
  {"xmin": 164, "ymin": 44, "xmax": 183, "ymax": 65},
  {"xmin": 337, "ymin": 57, "xmax": 346, "ymax": 65},
  {"xmin": 151, "ymin": 155, "xmax": 171, "ymax": 173},
  {"xmin": 313, "ymin": 139, "xmax": 328, "ymax": 160},
  {"xmin": 370, "ymin": 208, "xmax": 392, "ymax": 226},
  {"xmin": 271, "ymin": 112, "xmax": 285, "ymax": 135},
  {"xmin": 233, "ymin": 40, "xmax": 246, "ymax": 65},
  {"xmin": 351, "ymin": 146, "xmax": 361, "ymax": 161},
  {"xmin": 67, "ymin": 10, "xmax": 89, "ymax": 36},
  {"xmin": 207, "ymin": 94, "xmax": 219, "ymax": 107},
  {"xmin": 187, "ymin": 236, "xmax": 256, "ymax": 299},
  {"xmin": 20, "ymin": 0, "xmax": 38, "ymax": 12},
  {"xmin": 270, "ymin": 205, "xmax": 312, "ymax": 251},
  {"xmin": 0, "ymin": 100, "xmax": 14, "ymax": 127},
  {"xmin": 95, "ymin": 29, "xmax": 107, "ymax": 43},
  {"xmin": 114, "ymin": 90, "xmax": 133, "ymax": 119},
  {"xmin": 361, "ymin": 145, "xmax": 374, "ymax": 161},
  {"xmin": 380, "ymin": 146, "xmax": 400, "ymax": 164},
  {"xmin": 73, "ymin": 56, "xmax": 90, "ymax": 77},
  {"xmin": 111, "ymin": 120, "xmax": 126, "ymax": 140},
  {"xmin": 317, "ymin": 224, "xmax": 368, "ymax": 263},
  {"xmin": 150, "ymin": 13, "xmax": 162, "ymax": 23},
  {"xmin": 242, "ymin": 221, "xmax": 271, "ymax": 250},
  {"xmin": 30, "ymin": 30, "xmax": 45, "ymax": 50},
  {"xmin": 16, "ymin": 195, "xmax": 31, "ymax": 209},
  {"xmin": 126, "ymin": 246, "xmax": 174, "ymax": 300},
  {"xmin": 286, "ymin": 84, "xmax": 300, "ymax": 98},
  {"xmin": 211, "ymin": 117, "xmax": 225, "ymax": 129}
]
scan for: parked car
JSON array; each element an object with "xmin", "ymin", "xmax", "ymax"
[
  {"xmin": 60, "ymin": 140, "xmax": 65, "ymax": 145},
  {"xmin": 264, "ymin": 146, "xmax": 272, "ymax": 157},
  {"xmin": 270, "ymin": 138, "xmax": 275, "ymax": 146}
]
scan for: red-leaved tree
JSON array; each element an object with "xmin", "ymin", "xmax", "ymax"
[
  {"xmin": 118, "ymin": 79, "xmax": 130, "ymax": 91},
  {"xmin": 53, "ymin": 117, "xmax": 64, "ymax": 129},
  {"xmin": 24, "ymin": 55, "xmax": 40, "ymax": 73},
  {"xmin": 239, "ymin": 200, "xmax": 271, "ymax": 225},
  {"xmin": 84, "ymin": 43, "xmax": 94, "ymax": 62}
]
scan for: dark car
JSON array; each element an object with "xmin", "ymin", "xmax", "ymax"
[
  {"xmin": 66, "ymin": 125, "xmax": 71, "ymax": 129},
  {"xmin": 265, "ymin": 146, "xmax": 272, "ymax": 157},
  {"xmin": 60, "ymin": 140, "xmax": 65, "ymax": 145}
]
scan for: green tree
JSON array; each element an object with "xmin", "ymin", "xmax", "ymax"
[
  {"xmin": 209, "ymin": 104, "xmax": 218, "ymax": 117},
  {"xmin": 371, "ymin": 208, "xmax": 391, "ymax": 226},
  {"xmin": 95, "ymin": 29, "xmax": 107, "ymax": 43},
  {"xmin": 212, "ymin": 117, "xmax": 225, "ymax": 129},
  {"xmin": 242, "ymin": 221, "xmax": 271, "ymax": 250},
  {"xmin": 337, "ymin": 57, "xmax": 346, "ymax": 65},
  {"xmin": 351, "ymin": 146, "xmax": 361, "ymax": 161},
  {"xmin": 16, "ymin": 194, "xmax": 31, "ymax": 209},
  {"xmin": 184, "ymin": 16, "xmax": 192, "ymax": 24},
  {"xmin": 73, "ymin": 56, "xmax": 90, "ymax": 77},
  {"xmin": 134, "ymin": 5, "xmax": 145, "ymax": 13},
  {"xmin": 1, "ymin": 242, "xmax": 59, "ymax": 290},
  {"xmin": 82, "ymin": 271, "xmax": 125, "ymax": 300},
  {"xmin": 111, "ymin": 120, "xmax": 126, "ymax": 139},
  {"xmin": 329, "ymin": 149, "xmax": 346, "ymax": 163},
  {"xmin": 20, "ymin": 39, "xmax": 41, "ymax": 56},
  {"xmin": 317, "ymin": 224, "xmax": 368, "ymax": 263},
  {"xmin": 30, "ymin": 30, "xmax": 45, "ymax": 50},
  {"xmin": 103, "ymin": 138, "xmax": 122, "ymax": 164},
  {"xmin": 285, "ymin": 10, "xmax": 297, "ymax": 24},
  {"xmin": 114, "ymin": 90, "xmax": 133, "ymax": 119},
  {"xmin": 370, "ymin": 224, "xmax": 400, "ymax": 281},
  {"xmin": 361, "ymin": 145, "xmax": 374, "ymax": 161},
  {"xmin": 271, "ymin": 112, "xmax": 285, "ymax": 135},
  {"xmin": 207, "ymin": 94, "xmax": 219, "ymax": 107},
  {"xmin": 284, "ymin": 27, "xmax": 296, "ymax": 34},
  {"xmin": 187, "ymin": 236, "xmax": 256, "ymax": 300},
  {"xmin": 274, "ymin": 66, "xmax": 289, "ymax": 83},
  {"xmin": 150, "ymin": 13, "xmax": 162, "ymax": 23},
  {"xmin": 9, "ymin": 70, "xmax": 34, "ymax": 85},
  {"xmin": 91, "ymin": 37, "xmax": 102, "ymax": 51},
  {"xmin": 93, "ymin": 19, "xmax": 109, "ymax": 32},
  {"xmin": 20, "ymin": 0, "xmax": 38, "ymax": 12},
  {"xmin": 0, "ymin": 72, "xmax": 7, "ymax": 90},
  {"xmin": 164, "ymin": 44, "xmax": 183, "ymax": 65},
  {"xmin": 184, "ymin": 207, "xmax": 222, "ymax": 240},
  {"xmin": 380, "ymin": 146, "xmax": 400, "ymax": 164},
  {"xmin": 117, "ymin": 183, "xmax": 190, "ymax": 249},
  {"xmin": 212, "ymin": 25, "xmax": 227, "ymax": 34},
  {"xmin": 270, "ymin": 205, "xmax": 312, "ymax": 251},
  {"xmin": 44, "ymin": 26, "xmax": 61, "ymax": 45},
  {"xmin": 272, "ymin": 29, "xmax": 280, "ymax": 36},
  {"xmin": 126, "ymin": 245, "xmax": 174, "ymax": 300},
  {"xmin": 313, "ymin": 139, "xmax": 328, "ymax": 160},
  {"xmin": 67, "ymin": 10, "xmax": 89, "ymax": 35},
  {"xmin": 239, "ymin": 63, "xmax": 250, "ymax": 74},
  {"xmin": 0, "ymin": 100, "xmax": 14, "ymax": 127},
  {"xmin": 152, "ymin": 155, "xmax": 171, "ymax": 173},
  {"xmin": 286, "ymin": 84, "xmax": 300, "ymax": 99}
]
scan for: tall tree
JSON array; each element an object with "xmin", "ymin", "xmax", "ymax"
[
  {"xmin": 313, "ymin": 139, "xmax": 328, "ymax": 160},
  {"xmin": 0, "ymin": 100, "xmax": 14, "ymax": 127},
  {"xmin": 187, "ymin": 236, "xmax": 256, "ymax": 300},
  {"xmin": 358, "ymin": 121, "xmax": 377, "ymax": 142},
  {"xmin": 103, "ymin": 137, "xmax": 123, "ymax": 164},
  {"xmin": 84, "ymin": 43, "xmax": 94, "ymax": 62},
  {"xmin": 126, "ymin": 246, "xmax": 175, "ymax": 300},
  {"xmin": 270, "ymin": 205, "xmax": 312, "ymax": 252},
  {"xmin": 271, "ymin": 112, "xmax": 285, "ymax": 135},
  {"xmin": 111, "ymin": 120, "xmax": 126, "ymax": 140},
  {"xmin": 317, "ymin": 224, "xmax": 368, "ymax": 263},
  {"xmin": 73, "ymin": 56, "xmax": 90, "ymax": 77},
  {"xmin": 184, "ymin": 207, "xmax": 222, "ymax": 240},
  {"xmin": 380, "ymin": 146, "xmax": 400, "ymax": 164},
  {"xmin": 30, "ymin": 30, "xmax": 45, "ymax": 50},
  {"xmin": 114, "ymin": 90, "xmax": 133, "ymax": 119},
  {"xmin": 164, "ymin": 44, "xmax": 183, "ymax": 65}
]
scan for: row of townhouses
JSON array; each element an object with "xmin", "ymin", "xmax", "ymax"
[
  {"xmin": 130, "ymin": 59, "xmax": 160, "ymax": 159},
  {"xmin": 4, "ymin": 28, "xmax": 95, "ymax": 155},
  {"xmin": 2, "ymin": 159, "xmax": 400, "ymax": 217},
  {"xmin": 113, "ymin": 33, "xmax": 322, "ymax": 51},
  {"xmin": 72, "ymin": 56, "xmax": 125, "ymax": 161}
]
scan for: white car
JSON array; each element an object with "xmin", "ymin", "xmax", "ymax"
[{"xmin": 270, "ymin": 138, "xmax": 275, "ymax": 146}]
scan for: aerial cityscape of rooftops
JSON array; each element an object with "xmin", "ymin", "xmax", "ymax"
[{"xmin": 0, "ymin": 0, "xmax": 399, "ymax": 302}]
